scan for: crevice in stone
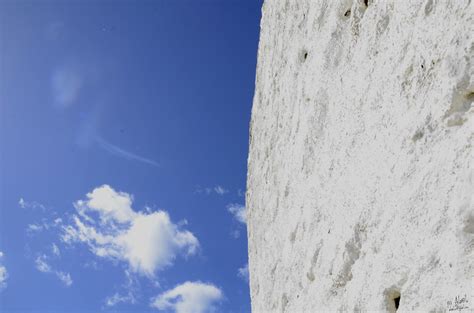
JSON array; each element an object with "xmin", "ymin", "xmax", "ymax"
[
  {"xmin": 289, "ymin": 226, "xmax": 297, "ymax": 243},
  {"xmin": 424, "ymin": 0, "xmax": 434, "ymax": 15},
  {"xmin": 281, "ymin": 293, "xmax": 289, "ymax": 313},
  {"xmin": 412, "ymin": 128, "xmax": 424, "ymax": 142},
  {"xmin": 463, "ymin": 212, "xmax": 474, "ymax": 234},
  {"xmin": 333, "ymin": 224, "xmax": 364, "ymax": 288},
  {"xmin": 306, "ymin": 246, "xmax": 321, "ymax": 282}
]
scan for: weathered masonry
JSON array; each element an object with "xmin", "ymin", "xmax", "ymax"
[{"xmin": 247, "ymin": 1, "xmax": 473, "ymax": 312}]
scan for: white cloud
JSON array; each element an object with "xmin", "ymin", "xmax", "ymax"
[
  {"xmin": 0, "ymin": 252, "xmax": 8, "ymax": 291},
  {"xmin": 35, "ymin": 254, "xmax": 72, "ymax": 287},
  {"xmin": 51, "ymin": 66, "xmax": 83, "ymax": 107},
  {"xmin": 227, "ymin": 203, "xmax": 247, "ymax": 224},
  {"xmin": 150, "ymin": 281, "xmax": 223, "ymax": 313},
  {"xmin": 61, "ymin": 185, "xmax": 199, "ymax": 277},
  {"xmin": 74, "ymin": 184, "xmax": 137, "ymax": 224},
  {"xmin": 237, "ymin": 263, "xmax": 249, "ymax": 282}
]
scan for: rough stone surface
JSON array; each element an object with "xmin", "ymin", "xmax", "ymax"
[{"xmin": 247, "ymin": 0, "xmax": 473, "ymax": 312}]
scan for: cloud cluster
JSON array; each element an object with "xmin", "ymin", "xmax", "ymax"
[
  {"xmin": 22, "ymin": 185, "xmax": 225, "ymax": 312},
  {"xmin": 151, "ymin": 281, "xmax": 223, "ymax": 313},
  {"xmin": 0, "ymin": 252, "xmax": 7, "ymax": 291},
  {"xmin": 61, "ymin": 185, "xmax": 199, "ymax": 277}
]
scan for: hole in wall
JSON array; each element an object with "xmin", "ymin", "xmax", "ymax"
[
  {"xmin": 386, "ymin": 289, "xmax": 401, "ymax": 313},
  {"xmin": 342, "ymin": 0, "xmax": 353, "ymax": 19},
  {"xmin": 466, "ymin": 91, "xmax": 474, "ymax": 102},
  {"xmin": 299, "ymin": 49, "xmax": 309, "ymax": 63},
  {"xmin": 394, "ymin": 295, "xmax": 400, "ymax": 310}
]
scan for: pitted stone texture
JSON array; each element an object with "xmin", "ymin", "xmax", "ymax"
[{"xmin": 247, "ymin": 0, "xmax": 473, "ymax": 312}]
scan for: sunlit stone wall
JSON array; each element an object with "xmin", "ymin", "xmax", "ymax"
[{"xmin": 247, "ymin": 0, "xmax": 473, "ymax": 311}]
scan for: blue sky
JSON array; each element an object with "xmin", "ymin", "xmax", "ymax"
[{"xmin": 0, "ymin": 1, "xmax": 262, "ymax": 312}]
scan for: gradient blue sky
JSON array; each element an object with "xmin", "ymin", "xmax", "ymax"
[{"xmin": 0, "ymin": 1, "xmax": 262, "ymax": 312}]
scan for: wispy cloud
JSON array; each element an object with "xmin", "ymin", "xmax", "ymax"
[
  {"xmin": 214, "ymin": 186, "xmax": 228, "ymax": 195},
  {"xmin": 95, "ymin": 136, "xmax": 159, "ymax": 167},
  {"xmin": 35, "ymin": 255, "xmax": 52, "ymax": 273},
  {"xmin": 51, "ymin": 66, "xmax": 83, "ymax": 108},
  {"xmin": 19, "ymin": 198, "xmax": 48, "ymax": 211},
  {"xmin": 56, "ymin": 271, "xmax": 73, "ymax": 286},
  {"xmin": 105, "ymin": 270, "xmax": 139, "ymax": 307},
  {"xmin": 230, "ymin": 229, "xmax": 241, "ymax": 239},
  {"xmin": 150, "ymin": 281, "xmax": 223, "ymax": 313},
  {"xmin": 194, "ymin": 185, "xmax": 229, "ymax": 196},
  {"xmin": 0, "ymin": 252, "xmax": 7, "ymax": 291},
  {"xmin": 227, "ymin": 203, "xmax": 246, "ymax": 224},
  {"xmin": 76, "ymin": 105, "xmax": 159, "ymax": 167},
  {"xmin": 35, "ymin": 254, "xmax": 72, "ymax": 287},
  {"xmin": 106, "ymin": 292, "xmax": 137, "ymax": 307},
  {"xmin": 25, "ymin": 217, "xmax": 63, "ymax": 236},
  {"xmin": 237, "ymin": 263, "xmax": 249, "ymax": 282},
  {"xmin": 51, "ymin": 243, "xmax": 61, "ymax": 257}
]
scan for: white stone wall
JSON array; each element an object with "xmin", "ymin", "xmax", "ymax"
[{"xmin": 247, "ymin": 0, "xmax": 473, "ymax": 312}]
